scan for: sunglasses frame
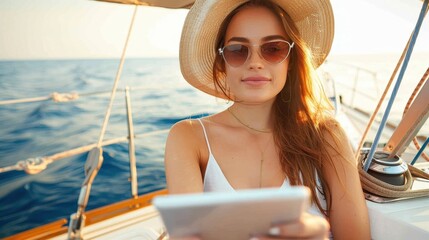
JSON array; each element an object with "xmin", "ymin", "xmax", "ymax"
[{"xmin": 218, "ymin": 40, "xmax": 295, "ymax": 67}]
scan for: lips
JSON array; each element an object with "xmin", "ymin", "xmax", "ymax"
[{"xmin": 242, "ymin": 76, "xmax": 271, "ymax": 86}]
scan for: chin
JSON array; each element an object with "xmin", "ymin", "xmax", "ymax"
[{"xmin": 234, "ymin": 94, "xmax": 276, "ymax": 104}]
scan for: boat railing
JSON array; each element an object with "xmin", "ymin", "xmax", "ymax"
[
  {"xmin": 319, "ymin": 59, "xmax": 403, "ymax": 136},
  {"xmin": 2, "ymin": 4, "xmax": 178, "ymax": 238},
  {"xmin": 0, "ymin": 84, "xmax": 172, "ymax": 239},
  {"xmin": 322, "ymin": 60, "xmax": 380, "ymax": 110},
  {"xmin": 0, "ymin": 85, "xmax": 166, "ymax": 106},
  {"xmin": 0, "ymin": 86, "xmax": 171, "ymax": 175},
  {"xmin": 322, "ymin": 58, "xmax": 429, "ymax": 163}
]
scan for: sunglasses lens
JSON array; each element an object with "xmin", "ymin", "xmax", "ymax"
[
  {"xmin": 261, "ymin": 41, "xmax": 291, "ymax": 63},
  {"xmin": 222, "ymin": 44, "xmax": 249, "ymax": 67},
  {"xmin": 220, "ymin": 41, "xmax": 293, "ymax": 67}
]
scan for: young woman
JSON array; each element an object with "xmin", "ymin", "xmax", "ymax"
[{"xmin": 165, "ymin": 0, "xmax": 370, "ymax": 239}]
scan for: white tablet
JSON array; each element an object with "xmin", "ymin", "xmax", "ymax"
[{"xmin": 153, "ymin": 186, "xmax": 310, "ymax": 240}]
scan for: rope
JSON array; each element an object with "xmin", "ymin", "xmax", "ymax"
[
  {"xmin": 0, "ymin": 96, "xmax": 51, "ymax": 105},
  {"xmin": 0, "ymin": 129, "xmax": 169, "ymax": 174},
  {"xmin": 96, "ymin": 5, "xmax": 139, "ymax": 148},
  {"xmin": 362, "ymin": 0, "xmax": 428, "ymax": 171},
  {"xmin": 71, "ymin": 7, "xmax": 140, "ymax": 231},
  {"xmin": 0, "ymin": 86, "xmax": 164, "ymax": 106},
  {"xmin": 0, "ymin": 92, "xmax": 79, "ymax": 105},
  {"xmin": 403, "ymin": 67, "xmax": 429, "ymax": 162},
  {"xmin": 50, "ymin": 92, "xmax": 80, "ymax": 102},
  {"xmin": 0, "ymin": 157, "xmax": 48, "ymax": 174},
  {"xmin": 359, "ymin": 161, "xmax": 429, "ymax": 199},
  {"xmin": 355, "ymin": 2, "xmax": 429, "ymax": 161},
  {"xmin": 353, "ymin": 41, "xmax": 409, "ymax": 160}
]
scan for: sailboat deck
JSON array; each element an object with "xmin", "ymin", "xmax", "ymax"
[{"xmin": 367, "ymin": 162, "xmax": 429, "ymax": 240}]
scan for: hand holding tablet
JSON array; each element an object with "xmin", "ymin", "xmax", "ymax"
[{"xmin": 153, "ymin": 186, "xmax": 310, "ymax": 240}]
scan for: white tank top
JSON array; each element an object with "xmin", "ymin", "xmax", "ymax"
[{"xmin": 197, "ymin": 118, "xmax": 327, "ymax": 218}]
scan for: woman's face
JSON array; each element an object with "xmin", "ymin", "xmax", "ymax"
[{"xmin": 223, "ymin": 6, "xmax": 290, "ymax": 104}]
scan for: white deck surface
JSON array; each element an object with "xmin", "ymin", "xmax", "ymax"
[
  {"xmin": 367, "ymin": 196, "xmax": 429, "ymax": 240},
  {"xmin": 52, "ymin": 205, "xmax": 165, "ymax": 240},
  {"xmin": 367, "ymin": 162, "xmax": 429, "ymax": 240}
]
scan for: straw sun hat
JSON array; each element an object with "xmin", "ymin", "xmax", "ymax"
[{"xmin": 179, "ymin": 0, "xmax": 334, "ymax": 99}]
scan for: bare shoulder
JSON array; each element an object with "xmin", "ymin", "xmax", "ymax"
[
  {"xmin": 166, "ymin": 119, "xmax": 205, "ymax": 152},
  {"xmin": 320, "ymin": 117, "xmax": 347, "ymax": 140},
  {"xmin": 319, "ymin": 117, "xmax": 354, "ymax": 165},
  {"xmin": 168, "ymin": 119, "xmax": 202, "ymax": 137},
  {"xmin": 165, "ymin": 119, "xmax": 206, "ymax": 193}
]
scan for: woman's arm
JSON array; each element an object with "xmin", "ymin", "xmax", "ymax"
[
  {"xmin": 322, "ymin": 122, "xmax": 371, "ymax": 239},
  {"xmin": 165, "ymin": 120, "xmax": 205, "ymax": 194}
]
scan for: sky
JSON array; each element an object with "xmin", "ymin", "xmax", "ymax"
[{"xmin": 0, "ymin": 0, "xmax": 428, "ymax": 60}]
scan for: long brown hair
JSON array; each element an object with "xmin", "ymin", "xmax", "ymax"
[{"xmin": 213, "ymin": 0, "xmax": 337, "ymax": 217}]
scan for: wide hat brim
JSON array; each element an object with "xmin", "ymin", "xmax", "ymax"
[{"xmin": 179, "ymin": 0, "xmax": 334, "ymax": 99}]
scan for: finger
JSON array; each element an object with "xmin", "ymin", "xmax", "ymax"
[{"xmin": 269, "ymin": 213, "xmax": 330, "ymax": 239}]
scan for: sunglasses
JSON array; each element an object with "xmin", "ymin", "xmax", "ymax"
[{"xmin": 218, "ymin": 40, "xmax": 294, "ymax": 67}]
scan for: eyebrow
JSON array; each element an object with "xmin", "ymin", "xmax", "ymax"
[{"xmin": 226, "ymin": 35, "xmax": 287, "ymax": 43}]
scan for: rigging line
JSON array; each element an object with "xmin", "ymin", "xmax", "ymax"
[
  {"xmin": 0, "ymin": 96, "xmax": 51, "ymax": 105},
  {"xmin": 354, "ymin": 38, "xmax": 410, "ymax": 160},
  {"xmin": 363, "ymin": 0, "xmax": 428, "ymax": 171},
  {"xmin": 355, "ymin": 6, "xmax": 429, "ymax": 161},
  {"xmin": 0, "ymin": 129, "xmax": 170, "ymax": 174},
  {"xmin": 0, "ymin": 164, "xmax": 21, "ymax": 173},
  {"xmin": 69, "ymin": 6, "xmax": 139, "ymax": 239},
  {"xmin": 411, "ymin": 137, "xmax": 429, "ymax": 165},
  {"xmin": 0, "ymin": 86, "xmax": 168, "ymax": 106},
  {"xmin": 96, "ymin": 5, "xmax": 139, "ymax": 148}
]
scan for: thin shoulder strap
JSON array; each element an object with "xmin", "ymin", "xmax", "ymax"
[{"xmin": 197, "ymin": 118, "xmax": 212, "ymax": 155}]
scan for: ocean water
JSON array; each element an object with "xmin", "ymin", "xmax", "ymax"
[
  {"xmin": 0, "ymin": 58, "xmax": 227, "ymax": 238},
  {"xmin": 0, "ymin": 55, "xmax": 428, "ymax": 238}
]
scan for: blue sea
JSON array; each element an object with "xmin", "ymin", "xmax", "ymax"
[
  {"xmin": 0, "ymin": 55, "xmax": 428, "ymax": 238},
  {"xmin": 0, "ymin": 58, "xmax": 227, "ymax": 238}
]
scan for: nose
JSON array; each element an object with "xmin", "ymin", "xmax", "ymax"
[{"xmin": 247, "ymin": 46, "xmax": 264, "ymax": 69}]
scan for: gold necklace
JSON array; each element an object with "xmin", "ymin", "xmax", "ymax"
[
  {"xmin": 259, "ymin": 135, "xmax": 272, "ymax": 188},
  {"xmin": 227, "ymin": 107, "xmax": 272, "ymax": 133}
]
